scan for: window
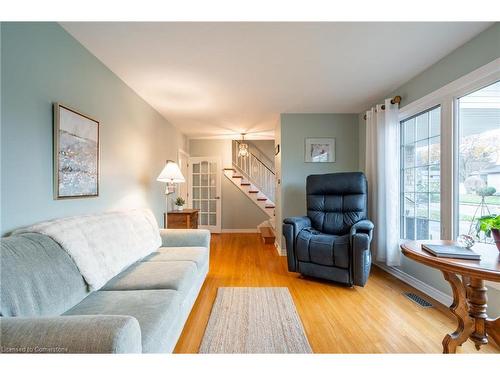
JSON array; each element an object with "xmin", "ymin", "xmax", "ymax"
[
  {"xmin": 456, "ymin": 81, "xmax": 500, "ymax": 242},
  {"xmin": 400, "ymin": 106, "xmax": 441, "ymax": 240}
]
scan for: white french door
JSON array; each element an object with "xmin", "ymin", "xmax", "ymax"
[{"xmin": 188, "ymin": 156, "xmax": 222, "ymax": 233}]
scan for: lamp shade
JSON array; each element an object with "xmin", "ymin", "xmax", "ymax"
[{"xmin": 157, "ymin": 160, "xmax": 185, "ymax": 183}]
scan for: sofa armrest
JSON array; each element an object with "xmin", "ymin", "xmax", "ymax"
[
  {"xmin": 1, "ymin": 315, "xmax": 141, "ymax": 354},
  {"xmin": 282, "ymin": 216, "xmax": 311, "ymax": 272},
  {"xmin": 349, "ymin": 219, "xmax": 374, "ymax": 240},
  {"xmin": 159, "ymin": 229, "xmax": 210, "ymax": 248}
]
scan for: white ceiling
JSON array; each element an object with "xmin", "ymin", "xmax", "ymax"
[{"xmin": 61, "ymin": 22, "xmax": 492, "ymax": 139}]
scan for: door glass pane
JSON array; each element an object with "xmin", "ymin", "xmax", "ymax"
[
  {"xmin": 193, "ymin": 163, "xmax": 200, "ymax": 173},
  {"xmin": 209, "ymin": 187, "xmax": 216, "ymax": 199},
  {"xmin": 192, "ymin": 200, "xmax": 200, "ymax": 209},
  {"xmin": 201, "ymin": 187, "xmax": 208, "ymax": 199},
  {"xmin": 193, "ymin": 174, "xmax": 200, "ymax": 186},
  {"xmin": 209, "ymin": 214, "xmax": 216, "ymax": 226},
  {"xmin": 209, "ymin": 200, "xmax": 216, "ymax": 212},
  {"xmin": 201, "ymin": 161, "xmax": 208, "ymax": 173},
  {"xmin": 200, "ymin": 213, "xmax": 208, "ymax": 226},
  {"xmin": 192, "ymin": 188, "xmax": 200, "ymax": 199},
  {"xmin": 457, "ymin": 81, "xmax": 500, "ymax": 241},
  {"xmin": 401, "ymin": 106, "xmax": 441, "ymax": 240},
  {"xmin": 200, "ymin": 200, "xmax": 208, "ymax": 213},
  {"xmin": 201, "ymin": 174, "xmax": 208, "ymax": 186}
]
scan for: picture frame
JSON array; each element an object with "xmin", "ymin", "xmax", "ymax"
[
  {"xmin": 304, "ymin": 138, "xmax": 335, "ymax": 163},
  {"xmin": 53, "ymin": 103, "xmax": 100, "ymax": 199}
]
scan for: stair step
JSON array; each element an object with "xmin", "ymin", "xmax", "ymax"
[
  {"xmin": 223, "ymin": 168, "xmax": 235, "ymax": 171},
  {"xmin": 240, "ymin": 182, "xmax": 251, "ymax": 186},
  {"xmin": 232, "ymin": 175, "xmax": 243, "ymax": 179},
  {"xmin": 259, "ymin": 226, "xmax": 275, "ymax": 244},
  {"xmin": 249, "ymin": 190, "xmax": 259, "ymax": 193},
  {"xmin": 265, "ymin": 205, "xmax": 275, "ymax": 209},
  {"xmin": 257, "ymin": 197, "xmax": 267, "ymax": 201}
]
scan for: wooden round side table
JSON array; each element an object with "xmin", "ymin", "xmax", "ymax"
[{"xmin": 401, "ymin": 240, "xmax": 500, "ymax": 354}]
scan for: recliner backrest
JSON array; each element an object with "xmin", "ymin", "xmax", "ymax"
[{"xmin": 306, "ymin": 172, "xmax": 367, "ymax": 235}]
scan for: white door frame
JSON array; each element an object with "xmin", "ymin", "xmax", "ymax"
[
  {"xmin": 177, "ymin": 149, "xmax": 189, "ymax": 205},
  {"xmin": 188, "ymin": 156, "xmax": 222, "ymax": 233}
]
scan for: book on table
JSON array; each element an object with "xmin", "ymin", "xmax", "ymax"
[{"xmin": 421, "ymin": 244, "xmax": 481, "ymax": 260}]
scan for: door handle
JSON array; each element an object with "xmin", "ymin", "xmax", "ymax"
[{"xmin": 215, "ymin": 196, "xmax": 221, "ymax": 199}]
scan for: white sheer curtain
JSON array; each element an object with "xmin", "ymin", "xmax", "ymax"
[{"xmin": 365, "ymin": 98, "xmax": 401, "ymax": 266}]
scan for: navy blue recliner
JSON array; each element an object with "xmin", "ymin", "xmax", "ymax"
[{"xmin": 283, "ymin": 172, "xmax": 374, "ymax": 287}]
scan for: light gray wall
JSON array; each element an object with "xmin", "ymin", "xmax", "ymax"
[
  {"xmin": 1, "ymin": 22, "xmax": 187, "ymax": 234},
  {"xmin": 358, "ymin": 23, "xmax": 500, "ymax": 315},
  {"xmin": 188, "ymin": 139, "xmax": 268, "ymax": 230},
  {"xmin": 278, "ymin": 113, "xmax": 360, "ymax": 247}
]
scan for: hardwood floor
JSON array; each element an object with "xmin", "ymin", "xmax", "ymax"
[{"xmin": 174, "ymin": 233, "xmax": 499, "ymax": 353}]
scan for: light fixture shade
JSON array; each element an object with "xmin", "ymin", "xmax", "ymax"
[
  {"xmin": 157, "ymin": 160, "xmax": 185, "ymax": 183},
  {"xmin": 238, "ymin": 142, "xmax": 249, "ymax": 157}
]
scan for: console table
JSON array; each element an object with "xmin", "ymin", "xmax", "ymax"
[
  {"xmin": 401, "ymin": 240, "xmax": 499, "ymax": 353},
  {"xmin": 164, "ymin": 209, "xmax": 199, "ymax": 229}
]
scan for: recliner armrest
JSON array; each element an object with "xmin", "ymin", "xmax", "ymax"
[
  {"xmin": 349, "ymin": 219, "xmax": 374, "ymax": 240},
  {"xmin": 282, "ymin": 216, "xmax": 311, "ymax": 272},
  {"xmin": 283, "ymin": 216, "xmax": 311, "ymax": 235}
]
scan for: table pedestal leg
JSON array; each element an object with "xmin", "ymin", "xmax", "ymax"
[
  {"xmin": 485, "ymin": 317, "xmax": 500, "ymax": 347},
  {"xmin": 442, "ymin": 271, "xmax": 474, "ymax": 354},
  {"xmin": 468, "ymin": 278, "xmax": 488, "ymax": 350}
]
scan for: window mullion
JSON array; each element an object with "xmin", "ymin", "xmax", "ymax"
[{"xmin": 441, "ymin": 98, "xmax": 454, "ymax": 240}]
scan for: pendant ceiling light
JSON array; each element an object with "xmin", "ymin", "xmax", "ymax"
[{"xmin": 238, "ymin": 133, "xmax": 249, "ymax": 157}]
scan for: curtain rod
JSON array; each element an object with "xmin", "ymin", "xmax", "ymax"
[{"xmin": 363, "ymin": 95, "xmax": 402, "ymax": 120}]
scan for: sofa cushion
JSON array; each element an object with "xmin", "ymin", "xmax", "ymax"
[
  {"xmin": 143, "ymin": 247, "xmax": 208, "ymax": 269},
  {"xmin": 1, "ymin": 233, "xmax": 89, "ymax": 317},
  {"xmin": 296, "ymin": 229, "xmax": 350, "ymax": 268},
  {"xmin": 101, "ymin": 261, "xmax": 197, "ymax": 292},
  {"xmin": 63, "ymin": 290, "xmax": 180, "ymax": 353}
]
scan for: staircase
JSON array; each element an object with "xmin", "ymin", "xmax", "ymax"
[{"xmin": 224, "ymin": 140, "xmax": 277, "ymax": 245}]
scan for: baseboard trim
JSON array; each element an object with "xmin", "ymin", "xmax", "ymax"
[
  {"xmin": 221, "ymin": 228, "xmax": 259, "ymax": 233},
  {"xmin": 374, "ymin": 263, "xmax": 453, "ymax": 307},
  {"xmin": 274, "ymin": 241, "xmax": 286, "ymax": 256}
]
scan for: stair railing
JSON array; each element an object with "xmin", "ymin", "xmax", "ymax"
[{"xmin": 232, "ymin": 140, "xmax": 275, "ymax": 203}]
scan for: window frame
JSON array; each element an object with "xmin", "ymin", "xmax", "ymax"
[
  {"xmin": 398, "ymin": 58, "xmax": 500, "ymax": 242},
  {"xmin": 399, "ymin": 105, "xmax": 442, "ymax": 241}
]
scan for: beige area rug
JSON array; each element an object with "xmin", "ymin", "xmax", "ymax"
[{"xmin": 199, "ymin": 287, "xmax": 312, "ymax": 353}]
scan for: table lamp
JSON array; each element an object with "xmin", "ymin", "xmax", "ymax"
[{"xmin": 157, "ymin": 160, "xmax": 185, "ymax": 211}]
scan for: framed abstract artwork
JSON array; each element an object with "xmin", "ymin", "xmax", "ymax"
[
  {"xmin": 53, "ymin": 103, "xmax": 99, "ymax": 199},
  {"xmin": 304, "ymin": 138, "xmax": 335, "ymax": 163}
]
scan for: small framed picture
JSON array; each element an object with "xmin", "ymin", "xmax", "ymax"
[
  {"xmin": 305, "ymin": 138, "xmax": 335, "ymax": 163},
  {"xmin": 54, "ymin": 103, "xmax": 100, "ymax": 199}
]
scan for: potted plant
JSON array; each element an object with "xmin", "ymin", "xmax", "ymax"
[
  {"xmin": 174, "ymin": 197, "xmax": 185, "ymax": 211},
  {"xmin": 476, "ymin": 214, "xmax": 500, "ymax": 251}
]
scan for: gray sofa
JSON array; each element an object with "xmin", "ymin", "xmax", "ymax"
[{"xmin": 0, "ymin": 212, "xmax": 210, "ymax": 354}]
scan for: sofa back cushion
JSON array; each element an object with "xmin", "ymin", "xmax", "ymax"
[
  {"xmin": 15, "ymin": 209, "xmax": 162, "ymax": 291},
  {"xmin": 306, "ymin": 172, "xmax": 367, "ymax": 235},
  {"xmin": 1, "ymin": 233, "xmax": 90, "ymax": 317}
]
